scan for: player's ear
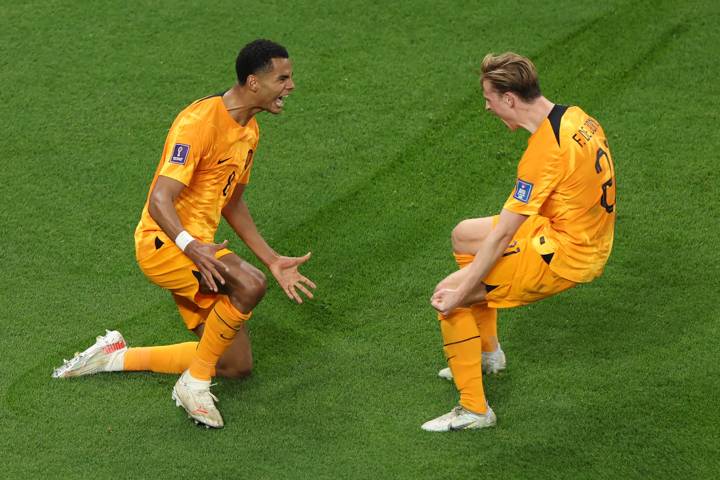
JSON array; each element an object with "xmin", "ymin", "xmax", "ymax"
[
  {"xmin": 504, "ymin": 92, "xmax": 515, "ymax": 107},
  {"xmin": 247, "ymin": 74, "xmax": 259, "ymax": 92}
]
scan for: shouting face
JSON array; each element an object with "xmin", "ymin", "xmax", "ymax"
[
  {"xmin": 482, "ymin": 79, "xmax": 519, "ymax": 130},
  {"xmin": 253, "ymin": 57, "xmax": 295, "ymax": 114}
]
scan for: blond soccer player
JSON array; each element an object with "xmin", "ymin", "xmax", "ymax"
[
  {"xmin": 53, "ymin": 40, "xmax": 316, "ymax": 429},
  {"xmin": 422, "ymin": 52, "xmax": 616, "ymax": 432}
]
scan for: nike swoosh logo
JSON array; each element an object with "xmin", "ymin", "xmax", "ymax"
[{"xmin": 217, "ymin": 157, "xmax": 232, "ymax": 165}]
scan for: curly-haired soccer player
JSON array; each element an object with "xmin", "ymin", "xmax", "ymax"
[{"xmin": 53, "ymin": 39, "xmax": 316, "ymax": 429}]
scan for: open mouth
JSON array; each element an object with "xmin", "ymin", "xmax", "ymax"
[{"xmin": 275, "ymin": 95, "xmax": 286, "ymax": 108}]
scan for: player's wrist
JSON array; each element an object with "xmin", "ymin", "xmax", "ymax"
[
  {"xmin": 174, "ymin": 230, "xmax": 196, "ymax": 252},
  {"xmin": 456, "ymin": 284, "xmax": 472, "ymax": 302},
  {"xmin": 265, "ymin": 253, "xmax": 282, "ymax": 268}
]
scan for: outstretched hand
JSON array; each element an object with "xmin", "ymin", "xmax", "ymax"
[
  {"xmin": 269, "ymin": 252, "xmax": 316, "ymax": 303},
  {"xmin": 184, "ymin": 239, "xmax": 230, "ymax": 293}
]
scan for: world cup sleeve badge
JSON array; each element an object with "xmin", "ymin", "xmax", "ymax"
[
  {"xmin": 513, "ymin": 179, "xmax": 533, "ymax": 203},
  {"xmin": 169, "ymin": 143, "xmax": 190, "ymax": 165}
]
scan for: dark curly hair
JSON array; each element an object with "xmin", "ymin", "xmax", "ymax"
[{"xmin": 235, "ymin": 39, "xmax": 289, "ymax": 85}]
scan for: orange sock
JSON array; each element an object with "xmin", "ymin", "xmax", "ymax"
[
  {"xmin": 439, "ymin": 308, "xmax": 487, "ymax": 414},
  {"xmin": 124, "ymin": 342, "xmax": 199, "ymax": 374},
  {"xmin": 471, "ymin": 304, "xmax": 499, "ymax": 353},
  {"xmin": 189, "ymin": 296, "xmax": 251, "ymax": 381},
  {"xmin": 454, "ymin": 252, "xmax": 499, "ymax": 353}
]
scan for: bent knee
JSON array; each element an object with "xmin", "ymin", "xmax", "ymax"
[
  {"xmin": 229, "ymin": 267, "xmax": 267, "ymax": 309},
  {"xmin": 451, "ymin": 218, "xmax": 493, "ymax": 253},
  {"xmin": 451, "ymin": 220, "xmax": 476, "ymax": 252},
  {"xmin": 216, "ymin": 352, "xmax": 253, "ymax": 379},
  {"xmin": 244, "ymin": 269, "xmax": 267, "ymax": 301}
]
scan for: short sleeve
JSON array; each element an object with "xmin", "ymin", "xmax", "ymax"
[
  {"xmin": 156, "ymin": 113, "xmax": 208, "ymax": 186},
  {"xmin": 503, "ymin": 134, "xmax": 563, "ymax": 216}
]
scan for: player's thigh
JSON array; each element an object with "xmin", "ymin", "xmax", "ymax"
[
  {"xmin": 483, "ymin": 240, "xmax": 575, "ymax": 308},
  {"xmin": 451, "ymin": 216, "xmax": 496, "ymax": 254},
  {"xmin": 137, "ymin": 233, "xmax": 241, "ymax": 330},
  {"xmin": 137, "ymin": 232, "xmax": 234, "ymax": 310}
]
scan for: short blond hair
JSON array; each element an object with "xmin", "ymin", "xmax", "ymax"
[{"xmin": 481, "ymin": 52, "xmax": 541, "ymax": 101}]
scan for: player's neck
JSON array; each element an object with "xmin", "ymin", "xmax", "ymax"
[
  {"xmin": 518, "ymin": 96, "xmax": 554, "ymax": 134},
  {"xmin": 222, "ymin": 87, "xmax": 259, "ymax": 127}
]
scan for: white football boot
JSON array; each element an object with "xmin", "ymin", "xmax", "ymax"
[
  {"xmin": 172, "ymin": 370, "xmax": 224, "ymax": 429},
  {"xmin": 52, "ymin": 330, "xmax": 127, "ymax": 378},
  {"xmin": 421, "ymin": 405, "xmax": 497, "ymax": 432},
  {"xmin": 438, "ymin": 345, "xmax": 506, "ymax": 381}
]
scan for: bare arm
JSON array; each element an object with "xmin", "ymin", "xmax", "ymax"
[
  {"xmin": 431, "ymin": 209, "xmax": 528, "ymax": 314},
  {"xmin": 223, "ymin": 183, "xmax": 316, "ymax": 303},
  {"xmin": 148, "ymin": 175, "xmax": 229, "ymax": 292},
  {"xmin": 222, "ymin": 183, "xmax": 280, "ymax": 267},
  {"xmin": 148, "ymin": 175, "xmax": 190, "ymax": 240}
]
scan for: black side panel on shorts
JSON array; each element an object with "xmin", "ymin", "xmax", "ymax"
[
  {"xmin": 548, "ymin": 104, "xmax": 569, "ymax": 147},
  {"xmin": 192, "ymin": 270, "xmax": 202, "ymax": 283}
]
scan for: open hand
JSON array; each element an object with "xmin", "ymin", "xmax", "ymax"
[
  {"xmin": 184, "ymin": 239, "xmax": 230, "ymax": 293},
  {"xmin": 269, "ymin": 252, "xmax": 316, "ymax": 303}
]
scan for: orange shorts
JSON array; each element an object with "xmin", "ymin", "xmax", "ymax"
[
  {"xmin": 483, "ymin": 215, "xmax": 576, "ymax": 309},
  {"xmin": 135, "ymin": 231, "xmax": 232, "ymax": 329}
]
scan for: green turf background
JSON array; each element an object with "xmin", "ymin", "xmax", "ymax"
[{"xmin": 1, "ymin": 0, "xmax": 719, "ymax": 478}]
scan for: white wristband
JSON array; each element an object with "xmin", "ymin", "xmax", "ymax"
[{"xmin": 174, "ymin": 230, "xmax": 195, "ymax": 252}]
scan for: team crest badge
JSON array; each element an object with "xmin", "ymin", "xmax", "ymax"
[
  {"xmin": 513, "ymin": 179, "xmax": 533, "ymax": 203},
  {"xmin": 169, "ymin": 143, "xmax": 190, "ymax": 165}
]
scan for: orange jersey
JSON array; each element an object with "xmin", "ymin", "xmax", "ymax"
[
  {"xmin": 135, "ymin": 95, "xmax": 259, "ymax": 243},
  {"xmin": 503, "ymin": 105, "xmax": 616, "ymax": 283}
]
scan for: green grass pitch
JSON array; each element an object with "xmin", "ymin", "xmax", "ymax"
[{"xmin": 1, "ymin": 0, "xmax": 719, "ymax": 478}]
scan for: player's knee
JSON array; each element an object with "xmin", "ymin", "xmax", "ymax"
[
  {"xmin": 229, "ymin": 268, "xmax": 266, "ymax": 310},
  {"xmin": 451, "ymin": 220, "xmax": 475, "ymax": 252},
  {"xmin": 245, "ymin": 269, "xmax": 267, "ymax": 302},
  {"xmin": 452, "ymin": 218, "xmax": 494, "ymax": 253},
  {"xmin": 217, "ymin": 362, "xmax": 253, "ymax": 379},
  {"xmin": 221, "ymin": 364, "xmax": 253, "ymax": 379}
]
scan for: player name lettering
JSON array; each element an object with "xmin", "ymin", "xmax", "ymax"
[{"xmin": 572, "ymin": 117, "xmax": 600, "ymax": 147}]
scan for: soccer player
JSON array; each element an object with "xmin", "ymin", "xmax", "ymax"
[
  {"xmin": 421, "ymin": 52, "xmax": 615, "ymax": 431},
  {"xmin": 52, "ymin": 39, "xmax": 316, "ymax": 429}
]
